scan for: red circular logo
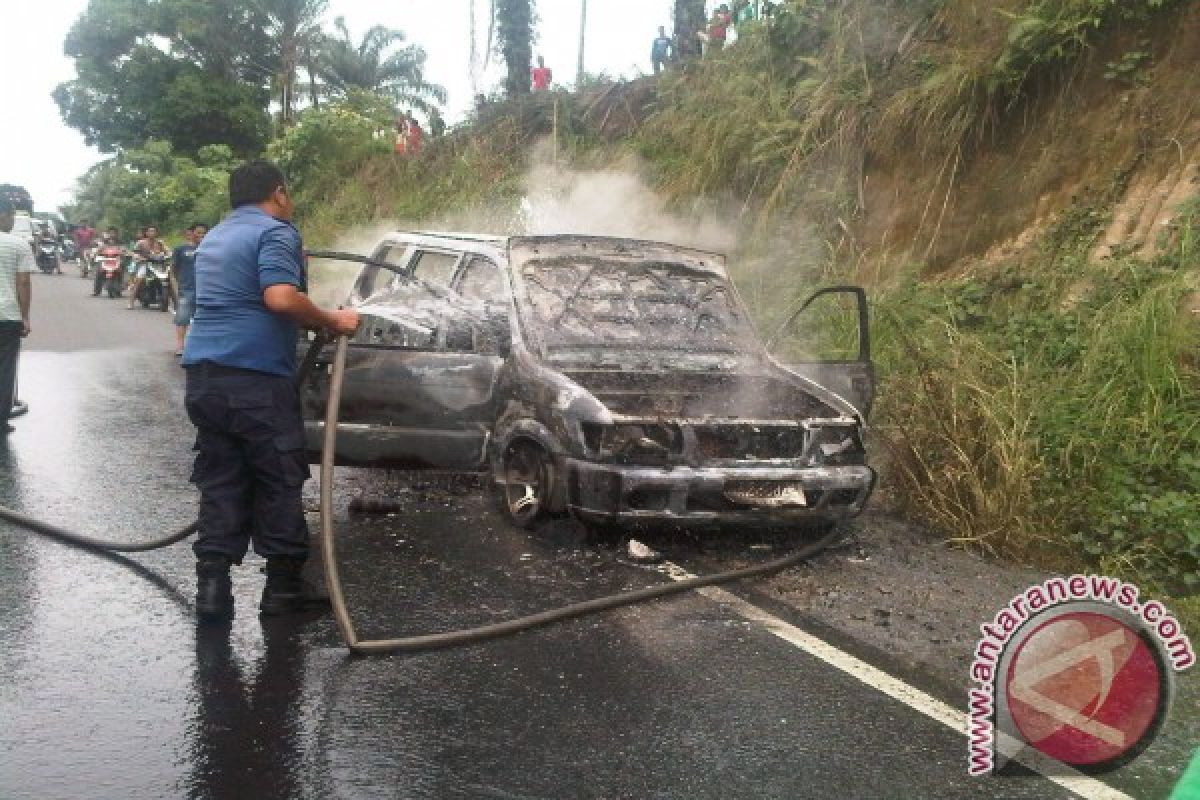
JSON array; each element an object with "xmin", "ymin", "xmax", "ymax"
[{"xmin": 1004, "ymin": 610, "xmax": 1165, "ymax": 767}]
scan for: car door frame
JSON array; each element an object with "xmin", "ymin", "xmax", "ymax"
[
  {"xmin": 766, "ymin": 286, "xmax": 875, "ymax": 419},
  {"xmin": 304, "ymin": 247, "xmax": 505, "ymax": 470}
]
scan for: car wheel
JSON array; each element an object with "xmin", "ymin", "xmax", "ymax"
[
  {"xmin": 159, "ymin": 294, "xmax": 169, "ymax": 312},
  {"xmin": 497, "ymin": 440, "xmax": 553, "ymax": 530}
]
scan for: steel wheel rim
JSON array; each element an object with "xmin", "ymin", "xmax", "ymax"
[{"xmin": 504, "ymin": 444, "xmax": 543, "ymax": 523}]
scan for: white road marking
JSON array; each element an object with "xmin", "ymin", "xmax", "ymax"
[{"xmin": 656, "ymin": 560, "xmax": 1133, "ymax": 800}]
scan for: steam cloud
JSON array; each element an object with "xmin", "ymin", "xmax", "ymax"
[{"xmin": 307, "ymin": 138, "xmax": 743, "ymax": 306}]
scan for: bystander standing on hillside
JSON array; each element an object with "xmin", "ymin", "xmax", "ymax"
[
  {"xmin": 734, "ymin": 0, "xmax": 757, "ymax": 26},
  {"xmin": 407, "ymin": 116, "xmax": 424, "ymax": 156},
  {"xmin": 531, "ymin": 56, "xmax": 553, "ymax": 91},
  {"xmin": 651, "ymin": 26, "xmax": 674, "ymax": 74},
  {"xmin": 699, "ymin": 7, "xmax": 731, "ymax": 55},
  {"xmin": 0, "ymin": 197, "xmax": 33, "ymax": 435}
]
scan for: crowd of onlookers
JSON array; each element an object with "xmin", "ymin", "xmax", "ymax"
[
  {"xmin": 695, "ymin": 1, "xmax": 761, "ymax": 56},
  {"xmin": 519, "ymin": 1, "xmax": 770, "ymax": 94},
  {"xmin": 66, "ymin": 220, "xmax": 209, "ymax": 356}
]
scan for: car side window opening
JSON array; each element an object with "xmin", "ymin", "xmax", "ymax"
[
  {"xmin": 357, "ymin": 312, "xmax": 438, "ymax": 351},
  {"xmin": 410, "ymin": 250, "xmax": 461, "ymax": 287},
  {"xmin": 458, "ymin": 257, "xmax": 505, "ymax": 303},
  {"xmin": 355, "ymin": 244, "xmax": 409, "ymax": 299}
]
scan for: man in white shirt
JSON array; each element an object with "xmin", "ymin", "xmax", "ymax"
[{"xmin": 0, "ymin": 197, "xmax": 34, "ymax": 434}]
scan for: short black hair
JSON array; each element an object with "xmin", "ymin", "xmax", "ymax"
[
  {"xmin": 191, "ymin": 222, "xmax": 209, "ymax": 231},
  {"xmin": 229, "ymin": 160, "xmax": 287, "ymax": 209}
]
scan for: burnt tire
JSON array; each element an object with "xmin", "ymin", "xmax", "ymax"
[{"xmin": 496, "ymin": 440, "xmax": 554, "ymax": 530}]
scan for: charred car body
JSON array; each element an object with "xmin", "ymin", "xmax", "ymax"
[{"xmin": 302, "ymin": 233, "xmax": 876, "ymax": 531}]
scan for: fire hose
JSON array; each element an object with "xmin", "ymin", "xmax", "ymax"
[{"xmin": 0, "ymin": 334, "xmax": 840, "ymax": 655}]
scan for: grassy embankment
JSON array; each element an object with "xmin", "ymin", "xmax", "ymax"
[{"xmin": 286, "ymin": 0, "xmax": 1199, "ymax": 622}]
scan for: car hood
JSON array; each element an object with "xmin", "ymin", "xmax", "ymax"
[{"xmin": 560, "ymin": 368, "xmax": 844, "ymax": 421}]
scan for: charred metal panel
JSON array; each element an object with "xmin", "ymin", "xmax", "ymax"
[{"xmin": 561, "ymin": 370, "xmax": 838, "ymax": 419}]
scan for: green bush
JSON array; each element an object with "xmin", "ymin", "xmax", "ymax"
[
  {"xmin": 64, "ymin": 140, "xmax": 234, "ymax": 238},
  {"xmin": 267, "ymin": 95, "xmax": 394, "ymax": 199}
]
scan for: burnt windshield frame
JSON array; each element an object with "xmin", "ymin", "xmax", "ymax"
[{"xmin": 516, "ymin": 256, "xmax": 761, "ymax": 359}]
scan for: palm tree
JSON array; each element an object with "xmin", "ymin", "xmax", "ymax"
[
  {"xmin": 255, "ymin": 0, "xmax": 329, "ymax": 125},
  {"xmin": 674, "ymin": 0, "xmax": 705, "ymax": 60},
  {"xmin": 577, "ymin": 0, "xmax": 587, "ymax": 86},
  {"xmin": 495, "ymin": 0, "xmax": 534, "ymax": 98},
  {"xmin": 320, "ymin": 17, "xmax": 447, "ymax": 111}
]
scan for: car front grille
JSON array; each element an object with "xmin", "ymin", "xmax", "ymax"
[{"xmin": 693, "ymin": 425, "xmax": 806, "ymax": 461}]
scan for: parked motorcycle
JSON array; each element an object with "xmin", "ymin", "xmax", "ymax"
[
  {"xmin": 34, "ymin": 239, "xmax": 60, "ymax": 274},
  {"xmin": 135, "ymin": 253, "xmax": 172, "ymax": 311},
  {"xmin": 96, "ymin": 245, "xmax": 125, "ymax": 298}
]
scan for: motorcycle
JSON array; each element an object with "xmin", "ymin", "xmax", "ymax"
[
  {"xmin": 34, "ymin": 239, "xmax": 60, "ymax": 274},
  {"xmin": 96, "ymin": 245, "xmax": 125, "ymax": 298},
  {"xmin": 135, "ymin": 253, "xmax": 172, "ymax": 311},
  {"xmin": 61, "ymin": 238, "xmax": 81, "ymax": 265}
]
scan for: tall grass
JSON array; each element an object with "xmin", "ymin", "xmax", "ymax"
[{"xmin": 867, "ymin": 225, "xmax": 1200, "ymax": 589}]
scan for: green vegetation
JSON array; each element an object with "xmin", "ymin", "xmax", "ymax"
[
  {"xmin": 496, "ymin": 0, "xmax": 536, "ymax": 98},
  {"xmin": 55, "ymin": 0, "xmax": 274, "ymax": 155},
  {"xmin": 55, "ymin": 0, "xmax": 446, "ymax": 155},
  {"xmin": 318, "ymin": 18, "xmax": 446, "ymax": 110},
  {"xmin": 872, "ymin": 210, "xmax": 1199, "ymax": 591},
  {"xmin": 68, "ymin": 141, "xmax": 237, "ymax": 236}
]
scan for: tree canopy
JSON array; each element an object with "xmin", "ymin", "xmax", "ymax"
[
  {"xmin": 320, "ymin": 17, "xmax": 447, "ymax": 111},
  {"xmin": 54, "ymin": 0, "xmax": 274, "ymax": 155},
  {"xmin": 495, "ymin": 0, "xmax": 535, "ymax": 98},
  {"xmin": 253, "ymin": 0, "xmax": 329, "ymax": 125}
]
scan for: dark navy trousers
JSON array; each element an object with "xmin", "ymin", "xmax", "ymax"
[{"xmin": 184, "ymin": 362, "xmax": 311, "ymax": 562}]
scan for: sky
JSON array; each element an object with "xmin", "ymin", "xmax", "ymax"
[{"xmin": 0, "ymin": 0, "xmax": 681, "ymax": 212}]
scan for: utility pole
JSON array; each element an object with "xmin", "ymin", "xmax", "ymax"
[{"xmin": 577, "ymin": 0, "xmax": 587, "ymax": 86}]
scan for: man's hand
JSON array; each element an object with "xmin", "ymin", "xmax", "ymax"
[
  {"xmin": 21, "ymin": 318, "xmax": 30, "ymax": 337},
  {"xmin": 329, "ymin": 309, "xmax": 360, "ymax": 336},
  {"xmin": 263, "ymin": 284, "xmax": 360, "ymax": 336}
]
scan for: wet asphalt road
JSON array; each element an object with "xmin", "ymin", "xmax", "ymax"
[{"xmin": 0, "ymin": 271, "xmax": 1090, "ymax": 799}]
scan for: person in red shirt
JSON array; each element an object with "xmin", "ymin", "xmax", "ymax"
[
  {"xmin": 702, "ymin": 7, "xmax": 730, "ymax": 54},
  {"xmin": 406, "ymin": 116, "xmax": 424, "ymax": 155},
  {"xmin": 73, "ymin": 220, "xmax": 96, "ymax": 251},
  {"xmin": 531, "ymin": 56, "xmax": 552, "ymax": 91}
]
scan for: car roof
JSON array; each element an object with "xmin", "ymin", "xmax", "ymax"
[{"xmin": 379, "ymin": 231, "xmax": 726, "ymax": 263}]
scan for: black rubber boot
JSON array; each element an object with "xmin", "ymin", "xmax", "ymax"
[
  {"xmin": 260, "ymin": 557, "xmax": 329, "ymax": 615},
  {"xmin": 195, "ymin": 556, "xmax": 234, "ymax": 622}
]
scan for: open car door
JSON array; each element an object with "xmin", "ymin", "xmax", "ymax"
[{"xmin": 767, "ymin": 286, "xmax": 874, "ymax": 419}]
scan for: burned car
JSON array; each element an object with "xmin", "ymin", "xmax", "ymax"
[{"xmin": 302, "ymin": 233, "xmax": 876, "ymax": 532}]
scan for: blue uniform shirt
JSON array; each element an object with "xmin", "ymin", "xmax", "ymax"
[
  {"xmin": 172, "ymin": 243, "xmax": 198, "ymax": 294},
  {"xmin": 182, "ymin": 206, "xmax": 306, "ymax": 377}
]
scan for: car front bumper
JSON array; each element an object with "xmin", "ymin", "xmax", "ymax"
[{"xmin": 565, "ymin": 460, "xmax": 876, "ymax": 526}]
